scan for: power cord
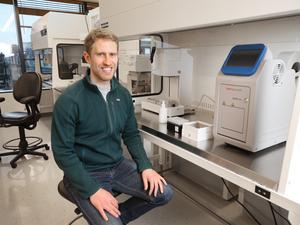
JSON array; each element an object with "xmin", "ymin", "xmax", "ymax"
[
  {"xmin": 269, "ymin": 202, "xmax": 292, "ymax": 225},
  {"xmin": 167, "ymin": 179, "xmax": 232, "ymax": 225},
  {"xmin": 222, "ymin": 178, "xmax": 293, "ymax": 225},
  {"xmin": 221, "ymin": 178, "xmax": 262, "ymax": 225}
]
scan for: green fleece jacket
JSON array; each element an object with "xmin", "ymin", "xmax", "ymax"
[{"xmin": 51, "ymin": 74, "xmax": 152, "ymax": 198}]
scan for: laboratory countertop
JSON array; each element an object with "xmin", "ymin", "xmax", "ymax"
[{"xmin": 136, "ymin": 110, "xmax": 285, "ymax": 191}]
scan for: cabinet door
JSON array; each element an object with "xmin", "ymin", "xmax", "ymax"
[{"xmin": 217, "ymin": 84, "xmax": 250, "ymax": 142}]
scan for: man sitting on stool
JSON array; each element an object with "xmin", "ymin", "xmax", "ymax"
[{"xmin": 51, "ymin": 28, "xmax": 173, "ymax": 225}]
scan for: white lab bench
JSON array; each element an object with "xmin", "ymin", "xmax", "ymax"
[{"xmin": 136, "ymin": 110, "xmax": 300, "ymax": 220}]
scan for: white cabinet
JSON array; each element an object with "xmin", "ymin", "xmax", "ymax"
[{"xmin": 99, "ymin": 0, "xmax": 300, "ymax": 38}]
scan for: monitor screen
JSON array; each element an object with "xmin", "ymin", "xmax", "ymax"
[{"xmin": 226, "ymin": 49, "xmax": 262, "ymax": 67}]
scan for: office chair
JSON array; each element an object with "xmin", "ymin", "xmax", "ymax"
[{"xmin": 0, "ymin": 72, "xmax": 49, "ymax": 168}]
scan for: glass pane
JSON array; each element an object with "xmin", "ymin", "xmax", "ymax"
[
  {"xmin": 139, "ymin": 37, "xmax": 152, "ymax": 55},
  {"xmin": 57, "ymin": 44, "xmax": 85, "ymax": 80},
  {"xmin": 23, "ymin": 28, "xmax": 34, "ymax": 72},
  {"xmin": 0, "ymin": 4, "xmax": 21, "ymax": 91},
  {"xmin": 21, "ymin": 26, "xmax": 32, "ymax": 43},
  {"xmin": 20, "ymin": 14, "xmax": 40, "ymax": 27},
  {"xmin": 118, "ymin": 37, "xmax": 162, "ymax": 97},
  {"xmin": 38, "ymin": 49, "xmax": 52, "ymax": 75},
  {"xmin": 20, "ymin": 15, "xmax": 41, "ymax": 73},
  {"xmin": 17, "ymin": 0, "xmax": 80, "ymax": 13}
]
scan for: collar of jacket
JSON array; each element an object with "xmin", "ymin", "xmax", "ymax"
[{"xmin": 83, "ymin": 69, "xmax": 119, "ymax": 92}]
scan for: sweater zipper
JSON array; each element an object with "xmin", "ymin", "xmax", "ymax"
[
  {"xmin": 96, "ymin": 86, "xmax": 113, "ymax": 135},
  {"xmin": 106, "ymin": 95, "xmax": 113, "ymax": 134},
  {"xmin": 82, "ymin": 149, "xmax": 86, "ymax": 163}
]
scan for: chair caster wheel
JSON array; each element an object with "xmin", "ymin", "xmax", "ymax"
[
  {"xmin": 43, "ymin": 155, "xmax": 49, "ymax": 160},
  {"xmin": 45, "ymin": 145, "xmax": 50, "ymax": 150},
  {"xmin": 11, "ymin": 162, "xmax": 17, "ymax": 168}
]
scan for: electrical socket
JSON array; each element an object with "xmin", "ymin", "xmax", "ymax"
[{"xmin": 255, "ymin": 186, "xmax": 271, "ymax": 199}]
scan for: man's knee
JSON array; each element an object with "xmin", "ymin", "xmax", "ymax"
[
  {"xmin": 152, "ymin": 184, "xmax": 173, "ymax": 205},
  {"xmin": 85, "ymin": 212, "xmax": 123, "ymax": 225},
  {"xmin": 105, "ymin": 214, "xmax": 124, "ymax": 225}
]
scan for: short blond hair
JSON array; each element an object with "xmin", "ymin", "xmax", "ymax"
[{"xmin": 84, "ymin": 28, "xmax": 119, "ymax": 54}]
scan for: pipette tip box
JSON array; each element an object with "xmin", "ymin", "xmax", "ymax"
[{"xmin": 182, "ymin": 121, "xmax": 213, "ymax": 142}]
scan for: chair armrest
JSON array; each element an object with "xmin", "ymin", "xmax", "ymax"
[
  {"xmin": 19, "ymin": 96, "xmax": 37, "ymax": 104},
  {"xmin": 0, "ymin": 97, "xmax": 5, "ymax": 103}
]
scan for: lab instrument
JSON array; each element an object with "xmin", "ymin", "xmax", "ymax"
[
  {"xmin": 214, "ymin": 44, "xmax": 296, "ymax": 152},
  {"xmin": 141, "ymin": 98, "xmax": 184, "ymax": 117}
]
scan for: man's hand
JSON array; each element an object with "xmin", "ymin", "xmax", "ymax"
[
  {"xmin": 89, "ymin": 188, "xmax": 120, "ymax": 221},
  {"xmin": 142, "ymin": 169, "xmax": 167, "ymax": 197}
]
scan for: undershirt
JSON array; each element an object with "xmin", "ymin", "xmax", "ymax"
[{"xmin": 94, "ymin": 82, "xmax": 111, "ymax": 102}]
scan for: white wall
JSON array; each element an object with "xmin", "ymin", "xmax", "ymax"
[
  {"xmin": 0, "ymin": 89, "xmax": 53, "ymax": 114},
  {"xmin": 0, "ymin": 92, "xmax": 25, "ymax": 112},
  {"xmin": 166, "ymin": 15, "xmax": 300, "ymax": 106}
]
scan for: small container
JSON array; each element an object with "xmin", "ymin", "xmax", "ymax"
[
  {"xmin": 182, "ymin": 121, "xmax": 213, "ymax": 142},
  {"xmin": 159, "ymin": 101, "xmax": 168, "ymax": 123},
  {"xmin": 167, "ymin": 117, "xmax": 189, "ymax": 134}
]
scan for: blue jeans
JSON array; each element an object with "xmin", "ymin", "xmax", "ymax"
[{"xmin": 64, "ymin": 158, "xmax": 173, "ymax": 225}]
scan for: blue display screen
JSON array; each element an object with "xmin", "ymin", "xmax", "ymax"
[{"xmin": 221, "ymin": 44, "xmax": 267, "ymax": 76}]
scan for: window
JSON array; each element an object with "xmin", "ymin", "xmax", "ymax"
[
  {"xmin": 0, "ymin": 0, "xmax": 94, "ymax": 92},
  {"xmin": 56, "ymin": 44, "xmax": 85, "ymax": 80},
  {"xmin": 20, "ymin": 14, "xmax": 40, "ymax": 73},
  {"xmin": 118, "ymin": 36, "xmax": 163, "ymax": 97},
  {"xmin": 17, "ymin": 0, "xmax": 82, "ymax": 14},
  {"xmin": 0, "ymin": 3, "xmax": 20, "ymax": 91},
  {"xmin": 38, "ymin": 48, "xmax": 52, "ymax": 75},
  {"xmin": 139, "ymin": 37, "xmax": 152, "ymax": 55}
]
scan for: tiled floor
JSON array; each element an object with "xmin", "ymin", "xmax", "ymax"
[{"xmin": 0, "ymin": 114, "xmax": 254, "ymax": 225}]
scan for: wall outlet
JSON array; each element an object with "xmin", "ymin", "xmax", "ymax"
[{"xmin": 255, "ymin": 186, "xmax": 271, "ymax": 199}]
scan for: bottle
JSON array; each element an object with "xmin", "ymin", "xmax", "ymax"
[{"xmin": 159, "ymin": 100, "xmax": 168, "ymax": 123}]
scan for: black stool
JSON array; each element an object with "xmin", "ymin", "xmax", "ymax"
[
  {"xmin": 58, "ymin": 180, "xmax": 122, "ymax": 225},
  {"xmin": 58, "ymin": 180, "xmax": 83, "ymax": 225}
]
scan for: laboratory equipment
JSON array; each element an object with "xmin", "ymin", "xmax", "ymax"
[
  {"xmin": 122, "ymin": 54, "xmax": 152, "ymax": 95},
  {"xmin": 123, "ymin": 54, "xmax": 151, "ymax": 72},
  {"xmin": 99, "ymin": 0, "xmax": 300, "ymax": 39},
  {"xmin": 151, "ymin": 48, "xmax": 182, "ymax": 77},
  {"xmin": 167, "ymin": 117, "xmax": 189, "ymax": 134},
  {"xmin": 182, "ymin": 121, "xmax": 213, "ymax": 142},
  {"xmin": 31, "ymin": 12, "xmax": 89, "ymax": 102},
  {"xmin": 127, "ymin": 71, "xmax": 152, "ymax": 94},
  {"xmin": 141, "ymin": 98, "xmax": 184, "ymax": 117},
  {"xmin": 214, "ymin": 44, "xmax": 296, "ymax": 152},
  {"xmin": 150, "ymin": 47, "xmax": 182, "ymax": 101}
]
